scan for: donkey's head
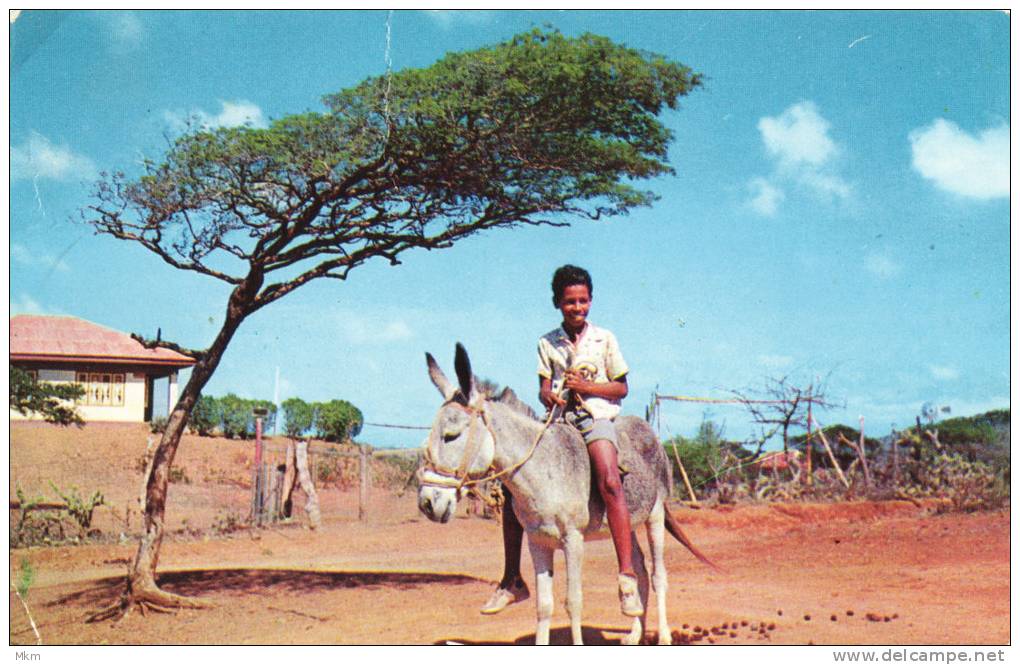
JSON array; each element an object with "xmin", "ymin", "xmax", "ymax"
[{"xmin": 417, "ymin": 344, "xmax": 497, "ymax": 523}]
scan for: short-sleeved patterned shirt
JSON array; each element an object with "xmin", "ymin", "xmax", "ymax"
[{"xmin": 537, "ymin": 322, "xmax": 629, "ymax": 420}]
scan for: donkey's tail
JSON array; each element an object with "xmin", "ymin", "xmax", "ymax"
[{"xmin": 663, "ymin": 504, "xmax": 724, "ymax": 572}]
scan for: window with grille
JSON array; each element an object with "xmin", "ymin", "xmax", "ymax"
[{"xmin": 75, "ymin": 372, "xmax": 125, "ymax": 406}]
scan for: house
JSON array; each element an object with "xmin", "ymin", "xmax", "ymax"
[{"xmin": 9, "ymin": 314, "xmax": 197, "ymax": 423}]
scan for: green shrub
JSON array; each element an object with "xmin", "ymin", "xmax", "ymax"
[
  {"xmin": 902, "ymin": 451, "xmax": 1008, "ymax": 512},
  {"xmin": 190, "ymin": 395, "xmax": 220, "ymax": 436},
  {"xmin": 282, "ymin": 397, "xmax": 315, "ymax": 438},
  {"xmin": 149, "ymin": 415, "xmax": 168, "ymax": 433},
  {"xmin": 664, "ymin": 420, "xmax": 725, "ymax": 493},
  {"xmin": 219, "ymin": 393, "xmax": 250, "ymax": 439},
  {"xmin": 314, "ymin": 399, "xmax": 363, "ymax": 443},
  {"xmin": 246, "ymin": 399, "xmax": 277, "ymax": 437},
  {"xmin": 169, "ymin": 465, "xmax": 190, "ymax": 484},
  {"xmin": 9, "ymin": 365, "xmax": 85, "ymax": 426},
  {"xmin": 48, "ymin": 482, "xmax": 105, "ymax": 536}
]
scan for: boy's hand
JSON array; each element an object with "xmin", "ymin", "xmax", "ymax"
[
  {"xmin": 540, "ymin": 388, "xmax": 566, "ymax": 410},
  {"xmin": 563, "ymin": 369, "xmax": 591, "ymax": 396}
]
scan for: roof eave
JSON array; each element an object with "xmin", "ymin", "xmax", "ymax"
[{"xmin": 9, "ymin": 353, "xmax": 196, "ymax": 368}]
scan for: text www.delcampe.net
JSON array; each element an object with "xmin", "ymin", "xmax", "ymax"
[{"xmin": 834, "ymin": 650, "xmax": 1007, "ymax": 663}]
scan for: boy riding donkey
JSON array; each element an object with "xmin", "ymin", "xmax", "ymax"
[{"xmin": 481, "ymin": 265, "xmax": 643, "ymax": 618}]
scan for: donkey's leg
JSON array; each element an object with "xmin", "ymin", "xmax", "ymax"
[
  {"xmin": 621, "ymin": 531, "xmax": 650, "ymax": 646},
  {"xmin": 646, "ymin": 499, "xmax": 672, "ymax": 644},
  {"xmin": 528, "ymin": 540, "xmax": 555, "ymax": 645},
  {"xmin": 562, "ymin": 529, "xmax": 584, "ymax": 645}
]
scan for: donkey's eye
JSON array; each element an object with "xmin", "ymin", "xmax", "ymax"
[{"xmin": 442, "ymin": 430, "xmax": 460, "ymax": 443}]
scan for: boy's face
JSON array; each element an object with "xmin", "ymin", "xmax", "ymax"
[{"xmin": 558, "ymin": 283, "xmax": 592, "ymax": 332}]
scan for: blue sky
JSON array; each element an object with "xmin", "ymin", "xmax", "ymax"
[{"xmin": 9, "ymin": 10, "xmax": 1010, "ymax": 448}]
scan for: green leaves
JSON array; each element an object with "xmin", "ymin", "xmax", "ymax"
[
  {"xmin": 9, "ymin": 366, "xmax": 85, "ymax": 427},
  {"xmin": 88, "ymin": 28, "xmax": 701, "ymax": 306}
]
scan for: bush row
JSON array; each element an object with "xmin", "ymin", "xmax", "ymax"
[
  {"xmin": 280, "ymin": 397, "xmax": 363, "ymax": 443},
  {"xmin": 188, "ymin": 394, "xmax": 278, "ymax": 439}
]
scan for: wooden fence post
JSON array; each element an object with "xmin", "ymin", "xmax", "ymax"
[
  {"xmin": 892, "ymin": 425, "xmax": 900, "ymax": 485},
  {"xmin": 669, "ymin": 442, "xmax": 698, "ymax": 504},
  {"xmin": 805, "ymin": 393, "xmax": 814, "ymax": 486},
  {"xmin": 858, "ymin": 416, "xmax": 871, "ymax": 487},
  {"xmin": 295, "ymin": 440, "xmax": 321, "ymax": 529},
  {"xmin": 359, "ymin": 445, "xmax": 370, "ymax": 521},
  {"xmin": 812, "ymin": 417, "xmax": 850, "ymax": 489}
]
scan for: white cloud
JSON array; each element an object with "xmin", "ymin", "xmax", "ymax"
[
  {"xmin": 748, "ymin": 101, "xmax": 851, "ymax": 213},
  {"xmin": 758, "ymin": 354, "xmax": 794, "ymax": 369},
  {"xmin": 10, "ymin": 132, "xmax": 96, "ymax": 181},
  {"xmin": 909, "ymin": 119, "xmax": 1008, "ymax": 200},
  {"xmin": 10, "ymin": 243, "xmax": 70, "ymax": 272},
  {"xmin": 10, "ymin": 294, "xmax": 62, "ymax": 316},
  {"xmin": 747, "ymin": 178, "xmax": 784, "ymax": 216},
  {"xmin": 109, "ymin": 12, "xmax": 144, "ymax": 50},
  {"xmin": 758, "ymin": 101, "xmax": 838, "ymax": 168},
  {"xmin": 929, "ymin": 365, "xmax": 959, "ymax": 381},
  {"xmin": 164, "ymin": 100, "xmax": 267, "ymax": 132},
  {"xmin": 339, "ymin": 315, "xmax": 414, "ymax": 345},
  {"xmin": 799, "ymin": 171, "xmax": 851, "ymax": 199},
  {"xmin": 425, "ymin": 10, "xmax": 495, "ymax": 29},
  {"xmin": 864, "ymin": 252, "xmax": 902, "ymax": 279}
]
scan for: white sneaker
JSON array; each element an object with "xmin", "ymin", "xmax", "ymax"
[
  {"xmin": 480, "ymin": 579, "xmax": 530, "ymax": 615},
  {"xmin": 618, "ymin": 574, "xmax": 643, "ymax": 617}
]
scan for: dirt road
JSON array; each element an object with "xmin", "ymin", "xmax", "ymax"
[{"xmin": 8, "ymin": 498, "xmax": 1010, "ymax": 645}]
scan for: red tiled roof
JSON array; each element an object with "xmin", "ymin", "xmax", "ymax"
[{"xmin": 9, "ymin": 315, "xmax": 197, "ymax": 368}]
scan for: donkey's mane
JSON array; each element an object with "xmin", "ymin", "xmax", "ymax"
[{"xmin": 493, "ymin": 386, "xmax": 539, "ymax": 421}]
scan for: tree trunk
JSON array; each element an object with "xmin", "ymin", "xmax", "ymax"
[{"xmin": 118, "ymin": 276, "xmax": 261, "ymax": 614}]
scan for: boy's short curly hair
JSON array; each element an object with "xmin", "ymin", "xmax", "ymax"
[{"xmin": 551, "ymin": 265, "xmax": 593, "ymax": 307}]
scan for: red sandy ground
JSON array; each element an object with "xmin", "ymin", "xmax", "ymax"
[{"xmin": 8, "ymin": 422, "xmax": 1010, "ymax": 646}]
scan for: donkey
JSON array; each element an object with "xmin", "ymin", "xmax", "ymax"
[{"xmin": 417, "ymin": 344, "xmax": 716, "ymax": 645}]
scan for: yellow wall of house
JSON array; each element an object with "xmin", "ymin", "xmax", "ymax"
[{"xmin": 10, "ymin": 368, "xmax": 149, "ymax": 423}]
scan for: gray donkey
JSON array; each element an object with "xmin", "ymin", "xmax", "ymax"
[{"xmin": 418, "ymin": 344, "xmax": 715, "ymax": 645}]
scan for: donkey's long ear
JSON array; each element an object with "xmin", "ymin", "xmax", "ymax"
[
  {"xmin": 426, "ymin": 352, "xmax": 456, "ymax": 401},
  {"xmin": 453, "ymin": 343, "xmax": 476, "ymax": 404}
]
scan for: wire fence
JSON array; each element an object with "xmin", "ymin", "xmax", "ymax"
[{"xmin": 9, "ymin": 423, "xmax": 426, "ymax": 542}]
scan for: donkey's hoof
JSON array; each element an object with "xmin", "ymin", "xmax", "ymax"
[{"xmin": 621, "ymin": 630, "xmax": 642, "ymax": 646}]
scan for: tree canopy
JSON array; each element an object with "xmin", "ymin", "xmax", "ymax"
[{"xmin": 87, "ymin": 29, "xmax": 701, "ymax": 310}]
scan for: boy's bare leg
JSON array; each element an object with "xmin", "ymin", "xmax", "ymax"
[
  {"xmin": 588, "ymin": 439, "xmax": 643, "ymax": 617},
  {"xmin": 588, "ymin": 440, "xmax": 636, "ymax": 576},
  {"xmin": 481, "ymin": 488, "xmax": 530, "ymax": 614}
]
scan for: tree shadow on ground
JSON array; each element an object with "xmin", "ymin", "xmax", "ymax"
[
  {"xmin": 435, "ymin": 624, "xmax": 636, "ymax": 646},
  {"xmin": 51, "ymin": 569, "xmax": 483, "ymax": 609}
]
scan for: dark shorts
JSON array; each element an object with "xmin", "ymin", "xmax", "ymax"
[{"xmin": 564, "ymin": 411, "xmax": 619, "ymax": 451}]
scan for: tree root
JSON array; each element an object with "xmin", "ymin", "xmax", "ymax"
[{"xmin": 86, "ymin": 576, "xmax": 212, "ymax": 624}]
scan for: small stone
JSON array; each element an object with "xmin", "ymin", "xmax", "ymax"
[
  {"xmin": 831, "ymin": 615, "xmax": 838, "ymax": 622},
  {"xmin": 778, "ymin": 609, "xmax": 784, "ymax": 616},
  {"xmin": 767, "ymin": 623, "xmax": 776, "ymax": 631},
  {"xmin": 740, "ymin": 620, "xmax": 748, "ymax": 627},
  {"xmin": 804, "ymin": 614, "xmax": 811, "ymax": 621},
  {"xmin": 729, "ymin": 631, "xmax": 738, "ymax": 638},
  {"xmin": 846, "ymin": 610, "xmax": 855, "ymax": 616}
]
